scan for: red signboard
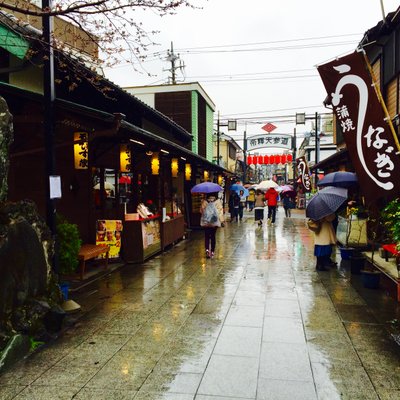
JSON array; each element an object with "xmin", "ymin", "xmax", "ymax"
[
  {"xmin": 317, "ymin": 51, "xmax": 400, "ymax": 203},
  {"xmin": 261, "ymin": 123, "xmax": 277, "ymax": 133}
]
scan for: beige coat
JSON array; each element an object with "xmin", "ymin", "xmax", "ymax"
[{"xmin": 314, "ymin": 215, "xmax": 336, "ymax": 245}]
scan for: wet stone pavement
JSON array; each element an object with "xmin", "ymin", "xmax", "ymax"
[{"xmin": 2, "ymin": 208, "xmax": 400, "ymax": 399}]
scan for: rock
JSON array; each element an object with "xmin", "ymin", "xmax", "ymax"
[{"xmin": 0, "ymin": 334, "xmax": 30, "ymax": 373}]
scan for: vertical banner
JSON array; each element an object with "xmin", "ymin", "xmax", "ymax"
[
  {"xmin": 296, "ymin": 156, "xmax": 312, "ymax": 192},
  {"xmin": 317, "ymin": 51, "xmax": 400, "ymax": 202}
]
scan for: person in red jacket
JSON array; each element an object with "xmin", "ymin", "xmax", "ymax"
[{"xmin": 265, "ymin": 187, "xmax": 279, "ymax": 225}]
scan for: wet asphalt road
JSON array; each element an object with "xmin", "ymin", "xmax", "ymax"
[{"xmin": 1, "ymin": 207, "xmax": 400, "ymax": 399}]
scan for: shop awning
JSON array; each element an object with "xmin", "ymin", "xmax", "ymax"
[{"xmin": 0, "ymin": 24, "xmax": 29, "ymax": 59}]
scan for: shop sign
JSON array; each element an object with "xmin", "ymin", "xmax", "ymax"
[
  {"xmin": 96, "ymin": 220, "xmax": 123, "ymax": 258},
  {"xmin": 296, "ymin": 156, "xmax": 312, "ymax": 192},
  {"xmin": 317, "ymin": 51, "xmax": 400, "ymax": 202},
  {"xmin": 120, "ymin": 144, "xmax": 132, "ymax": 173},
  {"xmin": 246, "ymin": 134, "xmax": 292, "ymax": 151},
  {"xmin": 74, "ymin": 132, "xmax": 88, "ymax": 169}
]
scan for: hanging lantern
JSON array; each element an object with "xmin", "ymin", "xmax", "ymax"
[
  {"xmin": 257, "ymin": 155, "xmax": 263, "ymax": 164},
  {"xmin": 281, "ymin": 154, "xmax": 287, "ymax": 164},
  {"xmin": 120, "ymin": 144, "xmax": 132, "ymax": 173},
  {"xmin": 247, "ymin": 155, "xmax": 253, "ymax": 165},
  {"xmin": 74, "ymin": 132, "xmax": 88, "ymax": 169},
  {"xmin": 287, "ymin": 154, "xmax": 293, "ymax": 162},
  {"xmin": 253, "ymin": 155, "xmax": 258, "ymax": 165},
  {"xmin": 272, "ymin": 155, "xmax": 278, "ymax": 164},
  {"xmin": 277, "ymin": 155, "xmax": 283, "ymax": 165},
  {"xmin": 204, "ymin": 170, "xmax": 209, "ymax": 181},
  {"xmin": 263, "ymin": 155, "xmax": 270, "ymax": 165},
  {"xmin": 218, "ymin": 175, "xmax": 224, "ymax": 185},
  {"xmin": 171, "ymin": 158, "xmax": 179, "ymax": 178},
  {"xmin": 185, "ymin": 163, "xmax": 192, "ymax": 181},
  {"xmin": 151, "ymin": 152, "xmax": 160, "ymax": 175}
]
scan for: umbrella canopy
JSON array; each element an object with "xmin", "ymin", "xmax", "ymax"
[
  {"xmin": 317, "ymin": 171, "xmax": 358, "ymax": 188},
  {"xmin": 94, "ymin": 181, "xmax": 114, "ymax": 190},
  {"xmin": 255, "ymin": 180, "xmax": 278, "ymax": 190},
  {"xmin": 191, "ymin": 182, "xmax": 223, "ymax": 194},
  {"xmin": 306, "ymin": 186, "xmax": 348, "ymax": 221},
  {"xmin": 230, "ymin": 183, "xmax": 246, "ymax": 192}
]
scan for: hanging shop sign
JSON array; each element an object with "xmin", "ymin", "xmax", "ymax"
[
  {"xmin": 296, "ymin": 156, "xmax": 312, "ymax": 192},
  {"xmin": 120, "ymin": 144, "xmax": 132, "ymax": 173},
  {"xmin": 317, "ymin": 51, "xmax": 400, "ymax": 202},
  {"xmin": 73, "ymin": 132, "xmax": 88, "ymax": 169},
  {"xmin": 246, "ymin": 134, "xmax": 292, "ymax": 152}
]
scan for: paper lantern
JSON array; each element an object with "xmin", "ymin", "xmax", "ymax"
[
  {"xmin": 257, "ymin": 155, "xmax": 263, "ymax": 164},
  {"xmin": 253, "ymin": 155, "xmax": 258, "ymax": 165},
  {"xmin": 151, "ymin": 152, "xmax": 160, "ymax": 175},
  {"xmin": 281, "ymin": 154, "xmax": 287, "ymax": 164},
  {"xmin": 171, "ymin": 158, "xmax": 179, "ymax": 178},
  {"xmin": 204, "ymin": 170, "xmax": 209, "ymax": 181},
  {"xmin": 287, "ymin": 154, "xmax": 293, "ymax": 162},
  {"xmin": 263, "ymin": 155, "xmax": 270, "ymax": 165},
  {"xmin": 120, "ymin": 144, "xmax": 131, "ymax": 173},
  {"xmin": 74, "ymin": 132, "xmax": 88, "ymax": 169},
  {"xmin": 247, "ymin": 155, "xmax": 253, "ymax": 165},
  {"xmin": 185, "ymin": 163, "xmax": 192, "ymax": 181}
]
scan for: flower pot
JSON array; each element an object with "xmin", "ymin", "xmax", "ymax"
[
  {"xmin": 361, "ymin": 270, "xmax": 380, "ymax": 289},
  {"xmin": 340, "ymin": 247, "xmax": 356, "ymax": 260},
  {"xmin": 59, "ymin": 282, "xmax": 69, "ymax": 301},
  {"xmin": 349, "ymin": 255, "xmax": 365, "ymax": 274}
]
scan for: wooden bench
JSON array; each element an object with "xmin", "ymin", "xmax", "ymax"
[{"xmin": 78, "ymin": 244, "xmax": 110, "ymax": 280}]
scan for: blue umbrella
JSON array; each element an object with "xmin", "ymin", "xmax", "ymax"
[
  {"xmin": 229, "ymin": 184, "xmax": 249, "ymax": 196},
  {"xmin": 317, "ymin": 171, "xmax": 358, "ymax": 188},
  {"xmin": 191, "ymin": 182, "xmax": 223, "ymax": 194},
  {"xmin": 306, "ymin": 186, "xmax": 348, "ymax": 221}
]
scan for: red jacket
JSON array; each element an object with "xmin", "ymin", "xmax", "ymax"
[{"xmin": 265, "ymin": 188, "xmax": 279, "ymax": 206}]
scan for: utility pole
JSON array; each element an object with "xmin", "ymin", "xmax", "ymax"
[
  {"xmin": 314, "ymin": 112, "xmax": 320, "ymax": 188},
  {"xmin": 166, "ymin": 42, "xmax": 184, "ymax": 84},
  {"xmin": 216, "ymin": 112, "xmax": 220, "ymax": 166},
  {"xmin": 292, "ymin": 127, "xmax": 297, "ymax": 181},
  {"xmin": 243, "ymin": 123, "xmax": 247, "ymax": 183}
]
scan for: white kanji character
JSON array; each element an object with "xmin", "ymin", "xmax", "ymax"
[
  {"xmin": 336, "ymin": 105, "xmax": 350, "ymax": 120},
  {"xmin": 364, "ymin": 125, "xmax": 387, "ymax": 149},
  {"xmin": 340, "ymin": 118, "xmax": 355, "ymax": 132}
]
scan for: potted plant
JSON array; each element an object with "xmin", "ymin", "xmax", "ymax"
[{"xmin": 56, "ymin": 214, "xmax": 82, "ymax": 296}]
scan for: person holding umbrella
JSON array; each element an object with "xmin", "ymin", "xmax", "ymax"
[
  {"xmin": 265, "ymin": 186, "xmax": 279, "ymax": 225},
  {"xmin": 200, "ymin": 192, "xmax": 224, "ymax": 258},
  {"xmin": 306, "ymin": 186, "xmax": 348, "ymax": 270}
]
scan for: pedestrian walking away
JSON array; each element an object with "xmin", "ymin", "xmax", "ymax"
[
  {"xmin": 307, "ymin": 213, "xmax": 337, "ymax": 271},
  {"xmin": 254, "ymin": 189, "xmax": 266, "ymax": 226},
  {"xmin": 265, "ymin": 186, "xmax": 279, "ymax": 225},
  {"xmin": 229, "ymin": 191, "xmax": 241, "ymax": 222},
  {"xmin": 282, "ymin": 193, "xmax": 295, "ymax": 217},
  {"xmin": 247, "ymin": 188, "xmax": 255, "ymax": 211},
  {"xmin": 200, "ymin": 192, "xmax": 224, "ymax": 258},
  {"xmin": 238, "ymin": 189, "xmax": 246, "ymax": 221}
]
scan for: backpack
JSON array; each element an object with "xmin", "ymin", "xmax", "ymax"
[{"xmin": 201, "ymin": 201, "xmax": 221, "ymax": 227}]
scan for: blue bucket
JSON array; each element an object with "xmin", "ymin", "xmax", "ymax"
[
  {"xmin": 59, "ymin": 283, "xmax": 69, "ymax": 300},
  {"xmin": 340, "ymin": 247, "xmax": 355, "ymax": 260}
]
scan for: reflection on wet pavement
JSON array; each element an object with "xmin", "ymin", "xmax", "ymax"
[{"xmin": 1, "ymin": 208, "xmax": 400, "ymax": 399}]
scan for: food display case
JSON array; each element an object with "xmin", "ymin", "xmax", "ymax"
[
  {"xmin": 122, "ymin": 215, "xmax": 161, "ymax": 263},
  {"xmin": 161, "ymin": 214, "xmax": 185, "ymax": 250}
]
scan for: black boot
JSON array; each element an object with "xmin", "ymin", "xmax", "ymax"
[{"xmin": 316, "ymin": 257, "xmax": 327, "ymax": 271}]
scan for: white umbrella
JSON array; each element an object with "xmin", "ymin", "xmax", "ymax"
[
  {"xmin": 94, "ymin": 181, "xmax": 115, "ymax": 190},
  {"xmin": 255, "ymin": 180, "xmax": 278, "ymax": 190}
]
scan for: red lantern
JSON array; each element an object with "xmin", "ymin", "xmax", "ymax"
[
  {"xmin": 263, "ymin": 155, "xmax": 269, "ymax": 164},
  {"xmin": 281, "ymin": 154, "xmax": 287, "ymax": 164},
  {"xmin": 247, "ymin": 155, "xmax": 253, "ymax": 165},
  {"xmin": 253, "ymin": 155, "xmax": 258, "ymax": 165},
  {"xmin": 257, "ymin": 155, "xmax": 263, "ymax": 164},
  {"xmin": 287, "ymin": 154, "xmax": 293, "ymax": 162}
]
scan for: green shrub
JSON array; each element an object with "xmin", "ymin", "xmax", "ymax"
[
  {"xmin": 56, "ymin": 215, "xmax": 82, "ymax": 275},
  {"xmin": 381, "ymin": 198, "xmax": 400, "ymax": 251}
]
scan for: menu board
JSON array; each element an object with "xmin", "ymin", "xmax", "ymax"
[
  {"xmin": 96, "ymin": 219, "xmax": 123, "ymax": 258},
  {"xmin": 141, "ymin": 219, "xmax": 161, "ymax": 249}
]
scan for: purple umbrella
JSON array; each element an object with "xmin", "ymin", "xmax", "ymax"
[
  {"xmin": 191, "ymin": 182, "xmax": 223, "ymax": 194},
  {"xmin": 317, "ymin": 171, "xmax": 358, "ymax": 188}
]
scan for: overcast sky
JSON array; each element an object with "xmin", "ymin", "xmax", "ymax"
[{"xmin": 105, "ymin": 0, "xmax": 400, "ymax": 143}]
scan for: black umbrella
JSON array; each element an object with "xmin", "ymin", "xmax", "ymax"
[
  {"xmin": 317, "ymin": 171, "xmax": 357, "ymax": 188},
  {"xmin": 306, "ymin": 186, "xmax": 348, "ymax": 221}
]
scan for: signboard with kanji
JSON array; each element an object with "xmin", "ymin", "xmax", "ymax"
[
  {"xmin": 246, "ymin": 134, "xmax": 292, "ymax": 151},
  {"xmin": 317, "ymin": 51, "xmax": 400, "ymax": 202}
]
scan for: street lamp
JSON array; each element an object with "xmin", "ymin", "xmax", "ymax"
[{"xmin": 216, "ymin": 112, "xmax": 236, "ymax": 166}]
